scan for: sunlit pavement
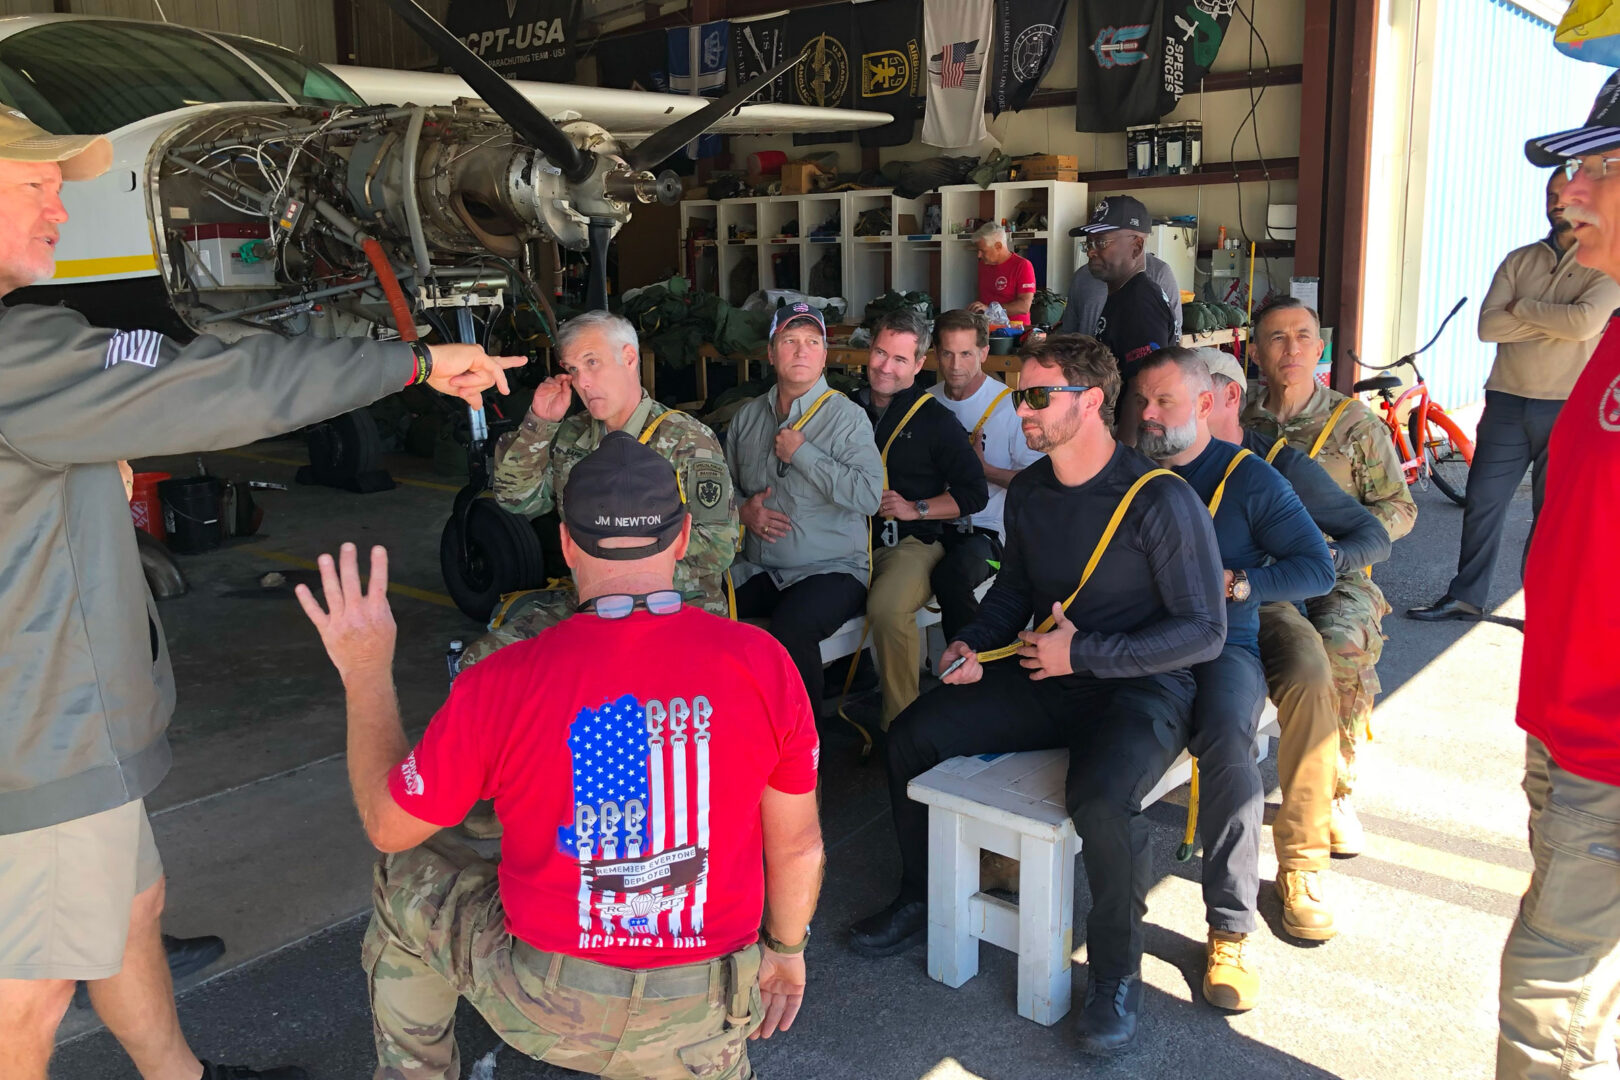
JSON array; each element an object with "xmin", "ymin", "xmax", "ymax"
[{"xmin": 51, "ymin": 445, "xmax": 1536, "ymax": 1079}]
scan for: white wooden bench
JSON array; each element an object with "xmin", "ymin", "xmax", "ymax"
[{"xmin": 907, "ymin": 703, "xmax": 1281, "ymax": 1026}]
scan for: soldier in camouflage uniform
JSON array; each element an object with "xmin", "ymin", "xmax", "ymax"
[
  {"xmin": 1243, "ymin": 298, "xmax": 1416, "ymax": 879},
  {"xmin": 459, "ymin": 310, "xmax": 737, "ymax": 668}
]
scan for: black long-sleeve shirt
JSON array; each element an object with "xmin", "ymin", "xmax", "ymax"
[
  {"xmin": 861, "ymin": 382, "xmax": 988, "ymax": 545},
  {"xmin": 956, "ymin": 443, "xmax": 1226, "ymax": 680},
  {"xmin": 1171, "ymin": 438, "xmax": 1335, "ymax": 656},
  {"xmin": 1237, "ymin": 429, "xmax": 1392, "ymax": 574}
]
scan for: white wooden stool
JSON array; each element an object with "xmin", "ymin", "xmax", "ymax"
[{"xmin": 907, "ymin": 705, "xmax": 1281, "ymax": 1025}]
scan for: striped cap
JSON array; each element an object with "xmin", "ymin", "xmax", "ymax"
[{"xmin": 1526, "ymin": 71, "xmax": 1620, "ymax": 166}]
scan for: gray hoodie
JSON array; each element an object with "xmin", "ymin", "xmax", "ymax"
[{"xmin": 0, "ymin": 303, "xmax": 415, "ymax": 834}]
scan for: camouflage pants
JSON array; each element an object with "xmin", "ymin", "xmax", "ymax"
[
  {"xmin": 364, "ymin": 835, "xmax": 762, "ymax": 1080},
  {"xmin": 459, "ymin": 588, "xmax": 579, "ymax": 669},
  {"xmin": 1303, "ymin": 574, "xmax": 1390, "ymax": 799}
]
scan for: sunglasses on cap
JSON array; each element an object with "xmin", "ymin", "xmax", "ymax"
[
  {"xmin": 1011, "ymin": 385, "xmax": 1095, "ymax": 410},
  {"xmin": 575, "ymin": 591, "xmax": 685, "ymax": 619}
]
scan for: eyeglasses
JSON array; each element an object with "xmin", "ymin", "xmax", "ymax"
[
  {"xmin": 576, "ymin": 591, "xmax": 684, "ymax": 619},
  {"xmin": 1082, "ymin": 234, "xmax": 1119, "ymax": 253},
  {"xmin": 1563, "ymin": 155, "xmax": 1620, "ymax": 182},
  {"xmin": 1012, "ymin": 385, "xmax": 1094, "ymax": 410}
]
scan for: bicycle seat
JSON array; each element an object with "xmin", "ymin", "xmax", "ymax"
[{"xmin": 1353, "ymin": 373, "xmax": 1402, "ymax": 393}]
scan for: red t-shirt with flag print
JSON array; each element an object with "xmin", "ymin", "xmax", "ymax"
[
  {"xmin": 388, "ymin": 606, "xmax": 817, "ymax": 967},
  {"xmin": 978, "ymin": 252, "xmax": 1037, "ymax": 324}
]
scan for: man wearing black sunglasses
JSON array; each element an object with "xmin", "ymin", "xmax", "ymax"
[
  {"xmin": 298, "ymin": 433, "xmax": 824, "ymax": 1080},
  {"xmin": 851, "ymin": 334, "xmax": 1226, "ymax": 1053}
]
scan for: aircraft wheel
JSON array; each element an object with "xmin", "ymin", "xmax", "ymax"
[
  {"xmin": 440, "ymin": 496, "xmax": 544, "ymax": 622},
  {"xmin": 299, "ymin": 409, "xmax": 395, "ymax": 493}
]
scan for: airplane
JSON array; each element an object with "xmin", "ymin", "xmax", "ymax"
[{"xmin": 0, "ymin": 6, "xmax": 888, "ymax": 618}]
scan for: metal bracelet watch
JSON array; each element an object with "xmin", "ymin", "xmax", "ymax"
[
  {"xmin": 914, "ymin": 499, "xmax": 930, "ymax": 519},
  {"xmin": 1228, "ymin": 570, "xmax": 1251, "ymax": 603},
  {"xmin": 761, "ymin": 927, "xmax": 810, "ymax": 955}
]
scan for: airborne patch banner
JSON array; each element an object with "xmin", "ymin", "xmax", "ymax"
[{"xmin": 852, "ymin": 0, "xmax": 923, "ymax": 148}]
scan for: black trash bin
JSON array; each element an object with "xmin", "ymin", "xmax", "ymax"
[{"xmin": 158, "ymin": 476, "xmax": 225, "ymax": 554}]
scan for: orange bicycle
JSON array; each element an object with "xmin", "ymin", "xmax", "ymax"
[{"xmin": 1351, "ymin": 297, "xmax": 1474, "ymax": 507}]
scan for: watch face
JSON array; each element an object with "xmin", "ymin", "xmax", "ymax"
[
  {"xmin": 1232, "ymin": 577, "xmax": 1251, "ymax": 602},
  {"xmin": 915, "ymin": 500, "xmax": 929, "ymax": 516}
]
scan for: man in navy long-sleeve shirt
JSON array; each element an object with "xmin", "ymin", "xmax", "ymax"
[
  {"xmin": 1136, "ymin": 348, "xmax": 1334, "ymax": 1013},
  {"xmin": 1198, "ymin": 347, "xmax": 1390, "ymax": 945},
  {"xmin": 850, "ymin": 335, "xmax": 1225, "ymax": 1055}
]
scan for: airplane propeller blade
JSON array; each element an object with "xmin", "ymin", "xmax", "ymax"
[
  {"xmin": 380, "ymin": 0, "xmax": 593, "ymax": 183},
  {"xmin": 623, "ymin": 50, "xmax": 807, "ymax": 172},
  {"xmin": 586, "ymin": 218, "xmax": 613, "ymax": 312}
]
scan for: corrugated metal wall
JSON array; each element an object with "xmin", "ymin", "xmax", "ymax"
[
  {"xmin": 345, "ymin": 0, "xmax": 446, "ymax": 70},
  {"xmin": 1417, "ymin": 0, "xmax": 1610, "ymax": 410},
  {"xmin": 0, "ymin": 0, "xmax": 338, "ymax": 62}
]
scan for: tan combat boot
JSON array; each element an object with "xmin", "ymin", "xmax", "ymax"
[
  {"xmin": 1331, "ymin": 795, "xmax": 1364, "ymax": 857},
  {"xmin": 1276, "ymin": 869, "xmax": 1337, "ymax": 941},
  {"xmin": 1203, "ymin": 930, "xmax": 1259, "ymax": 1011}
]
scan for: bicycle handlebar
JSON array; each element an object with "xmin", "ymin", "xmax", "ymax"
[{"xmin": 1356, "ymin": 296, "xmax": 1468, "ymax": 372}]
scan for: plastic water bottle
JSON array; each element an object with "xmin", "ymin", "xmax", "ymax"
[{"xmin": 446, "ymin": 639, "xmax": 464, "ymax": 686}]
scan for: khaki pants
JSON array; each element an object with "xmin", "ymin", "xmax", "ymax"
[
  {"xmin": 868, "ymin": 537, "xmax": 945, "ymax": 729},
  {"xmin": 1257, "ymin": 602, "xmax": 1340, "ymax": 872},
  {"xmin": 1497, "ymin": 737, "xmax": 1620, "ymax": 1079},
  {"xmin": 364, "ymin": 835, "xmax": 761, "ymax": 1080}
]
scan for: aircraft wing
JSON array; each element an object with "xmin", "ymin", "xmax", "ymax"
[{"xmin": 330, "ymin": 65, "xmax": 893, "ymax": 135}]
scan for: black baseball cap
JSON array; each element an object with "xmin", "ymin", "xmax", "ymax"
[
  {"xmin": 1527, "ymin": 71, "xmax": 1620, "ymax": 166},
  {"xmin": 562, "ymin": 431, "xmax": 687, "ymax": 561},
  {"xmin": 769, "ymin": 301, "xmax": 827, "ymax": 339},
  {"xmin": 1073, "ymin": 195, "xmax": 1151, "ymax": 236}
]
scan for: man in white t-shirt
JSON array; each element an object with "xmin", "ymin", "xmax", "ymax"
[{"xmin": 926, "ymin": 309, "xmax": 1045, "ymax": 638}]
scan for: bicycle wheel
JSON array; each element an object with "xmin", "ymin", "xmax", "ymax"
[{"xmin": 1408, "ymin": 407, "xmax": 1470, "ymax": 507}]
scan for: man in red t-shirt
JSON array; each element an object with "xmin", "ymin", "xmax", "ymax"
[
  {"xmin": 970, "ymin": 223, "xmax": 1036, "ymax": 325},
  {"xmin": 296, "ymin": 433, "xmax": 824, "ymax": 1080},
  {"xmin": 1499, "ymin": 81, "xmax": 1620, "ymax": 1080}
]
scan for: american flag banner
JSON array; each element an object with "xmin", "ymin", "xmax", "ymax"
[
  {"xmin": 103, "ymin": 329, "xmax": 165, "ymax": 370},
  {"xmin": 922, "ymin": 0, "xmax": 992, "ymax": 148},
  {"xmin": 563, "ymin": 693, "xmax": 713, "ymax": 945}
]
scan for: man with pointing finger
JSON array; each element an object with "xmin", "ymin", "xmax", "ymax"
[
  {"xmin": 299, "ymin": 434, "xmax": 823, "ymax": 1080},
  {"xmin": 850, "ymin": 335, "xmax": 1225, "ymax": 1054}
]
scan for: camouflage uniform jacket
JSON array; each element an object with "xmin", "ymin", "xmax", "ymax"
[
  {"xmin": 491, "ymin": 392, "xmax": 737, "ymax": 614},
  {"xmin": 1243, "ymin": 382, "xmax": 1417, "ymax": 573}
]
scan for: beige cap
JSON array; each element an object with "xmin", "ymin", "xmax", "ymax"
[
  {"xmin": 0, "ymin": 108, "xmax": 111, "ymax": 181},
  {"xmin": 1193, "ymin": 346, "xmax": 1250, "ymax": 387}
]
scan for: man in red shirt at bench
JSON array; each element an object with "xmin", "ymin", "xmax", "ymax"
[{"xmin": 970, "ymin": 222, "xmax": 1036, "ymax": 326}]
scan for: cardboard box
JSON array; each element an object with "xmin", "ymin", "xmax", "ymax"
[
  {"xmin": 1015, "ymin": 154, "xmax": 1079, "ymax": 181},
  {"xmin": 897, "ymin": 213, "xmax": 920, "ymax": 235},
  {"xmin": 782, "ymin": 163, "xmax": 823, "ymax": 195}
]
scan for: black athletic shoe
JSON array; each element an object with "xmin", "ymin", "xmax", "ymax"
[
  {"xmin": 199, "ymin": 1061, "xmax": 309, "ymax": 1080},
  {"xmin": 849, "ymin": 898, "xmax": 927, "ymax": 957},
  {"xmin": 1076, "ymin": 971, "xmax": 1143, "ymax": 1054},
  {"xmin": 1405, "ymin": 595, "xmax": 1483, "ymax": 622},
  {"xmin": 164, "ymin": 934, "xmax": 226, "ymax": 979}
]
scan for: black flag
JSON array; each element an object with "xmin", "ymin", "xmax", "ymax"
[
  {"xmin": 851, "ymin": 0, "xmax": 923, "ymax": 148},
  {"xmin": 443, "ymin": 0, "xmax": 578, "ymax": 83},
  {"xmin": 1075, "ymin": 0, "xmax": 1234, "ymax": 131},
  {"xmin": 730, "ymin": 12, "xmax": 787, "ymax": 102},
  {"xmin": 596, "ymin": 27, "xmax": 668, "ymax": 92},
  {"xmin": 786, "ymin": 3, "xmax": 857, "ymax": 145},
  {"xmin": 991, "ymin": 0, "xmax": 1066, "ymax": 117}
]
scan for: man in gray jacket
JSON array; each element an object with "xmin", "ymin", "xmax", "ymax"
[{"xmin": 0, "ymin": 116, "xmax": 522, "ymax": 1080}]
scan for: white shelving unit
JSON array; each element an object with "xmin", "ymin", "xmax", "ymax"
[{"xmin": 679, "ymin": 180, "xmax": 1089, "ymax": 323}]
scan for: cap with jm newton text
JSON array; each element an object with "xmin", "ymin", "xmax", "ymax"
[
  {"xmin": 0, "ymin": 108, "xmax": 111, "ymax": 181},
  {"xmin": 1527, "ymin": 70, "xmax": 1620, "ymax": 166},
  {"xmin": 1073, "ymin": 195, "xmax": 1151, "ymax": 237},
  {"xmin": 769, "ymin": 301, "xmax": 827, "ymax": 339},
  {"xmin": 563, "ymin": 431, "xmax": 688, "ymax": 561}
]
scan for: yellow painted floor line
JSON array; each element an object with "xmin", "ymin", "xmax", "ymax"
[
  {"xmin": 1361, "ymin": 832, "xmax": 1531, "ymax": 898},
  {"xmin": 215, "ymin": 449, "xmax": 463, "ymax": 493},
  {"xmin": 250, "ymin": 548, "xmax": 458, "ymax": 610}
]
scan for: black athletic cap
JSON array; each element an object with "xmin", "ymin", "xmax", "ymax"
[
  {"xmin": 1527, "ymin": 70, "xmax": 1620, "ymax": 166},
  {"xmin": 562, "ymin": 431, "xmax": 687, "ymax": 561},
  {"xmin": 1072, "ymin": 195, "xmax": 1151, "ymax": 236}
]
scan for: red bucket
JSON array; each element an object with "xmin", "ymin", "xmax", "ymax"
[{"xmin": 130, "ymin": 471, "xmax": 170, "ymax": 541}]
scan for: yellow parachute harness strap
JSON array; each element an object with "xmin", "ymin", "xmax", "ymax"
[
  {"xmin": 637, "ymin": 409, "xmax": 686, "ymax": 503},
  {"xmin": 1309, "ymin": 397, "xmax": 1356, "ymax": 460},
  {"xmin": 837, "ymin": 392, "xmax": 936, "ymax": 760},
  {"xmin": 975, "ymin": 468, "xmax": 1180, "ymax": 665},
  {"xmin": 971, "ymin": 387, "xmax": 1013, "ymax": 441},
  {"xmin": 1264, "ymin": 436, "xmax": 1288, "ymax": 464},
  {"xmin": 489, "ymin": 577, "xmax": 574, "ymax": 630},
  {"xmin": 792, "ymin": 389, "xmax": 841, "ymax": 432},
  {"xmin": 725, "ymin": 568, "xmax": 737, "ymax": 621},
  {"xmin": 1178, "ymin": 447, "xmax": 1255, "ymax": 862}
]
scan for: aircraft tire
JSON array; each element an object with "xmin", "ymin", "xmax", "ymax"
[{"xmin": 440, "ymin": 496, "xmax": 545, "ymax": 622}]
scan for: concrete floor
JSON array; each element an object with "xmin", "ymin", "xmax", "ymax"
[{"xmin": 51, "ymin": 436, "xmax": 1540, "ymax": 1080}]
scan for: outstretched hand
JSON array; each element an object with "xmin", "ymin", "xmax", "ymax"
[
  {"xmin": 425, "ymin": 343, "xmax": 527, "ymax": 407},
  {"xmin": 294, "ymin": 542, "xmax": 396, "ymax": 685}
]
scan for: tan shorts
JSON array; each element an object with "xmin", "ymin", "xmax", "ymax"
[{"xmin": 0, "ymin": 800, "xmax": 164, "ymax": 980}]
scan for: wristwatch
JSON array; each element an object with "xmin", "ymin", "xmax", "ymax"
[
  {"xmin": 1228, "ymin": 570, "xmax": 1251, "ymax": 602},
  {"xmin": 914, "ymin": 499, "xmax": 930, "ymax": 519},
  {"xmin": 762, "ymin": 927, "xmax": 810, "ymax": 955}
]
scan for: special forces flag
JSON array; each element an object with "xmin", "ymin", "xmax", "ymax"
[
  {"xmin": 786, "ymin": 3, "xmax": 856, "ymax": 145},
  {"xmin": 668, "ymin": 20, "xmax": 730, "ymax": 160},
  {"xmin": 730, "ymin": 11, "xmax": 787, "ymax": 103},
  {"xmin": 852, "ymin": 0, "xmax": 923, "ymax": 148},
  {"xmin": 444, "ymin": 0, "xmax": 578, "ymax": 82},
  {"xmin": 990, "ymin": 0, "xmax": 1066, "ymax": 117},
  {"xmin": 922, "ymin": 0, "xmax": 992, "ymax": 148},
  {"xmin": 1075, "ymin": 0, "xmax": 1234, "ymax": 131}
]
